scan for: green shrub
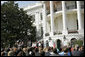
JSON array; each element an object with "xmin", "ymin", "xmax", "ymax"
[{"xmin": 74, "ymin": 40, "xmax": 83, "ymax": 46}]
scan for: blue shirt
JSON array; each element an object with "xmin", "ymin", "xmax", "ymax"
[
  {"xmin": 59, "ymin": 52, "xmax": 64, "ymax": 56},
  {"xmin": 68, "ymin": 51, "xmax": 71, "ymax": 56}
]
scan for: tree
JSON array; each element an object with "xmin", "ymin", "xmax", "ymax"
[
  {"xmin": 1, "ymin": 1, "xmax": 36, "ymax": 48},
  {"xmin": 74, "ymin": 40, "xmax": 83, "ymax": 47}
]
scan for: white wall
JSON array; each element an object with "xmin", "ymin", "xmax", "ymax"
[
  {"xmin": 82, "ymin": 13, "xmax": 84, "ymax": 29},
  {"xmin": 67, "ymin": 13, "xmax": 77, "ymax": 31},
  {"xmin": 54, "ymin": 15, "xmax": 63, "ymax": 33},
  {"xmin": 46, "ymin": 21, "xmax": 51, "ymax": 33},
  {"xmin": 49, "ymin": 13, "xmax": 78, "ymax": 33}
]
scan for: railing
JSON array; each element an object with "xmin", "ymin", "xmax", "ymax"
[
  {"xmin": 46, "ymin": 4, "xmax": 84, "ymax": 15},
  {"xmin": 45, "ymin": 32, "xmax": 62, "ymax": 36},
  {"xmin": 44, "ymin": 30, "xmax": 78, "ymax": 36}
]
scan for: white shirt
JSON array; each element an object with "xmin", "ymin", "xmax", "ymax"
[
  {"xmin": 32, "ymin": 43, "xmax": 36, "ymax": 47},
  {"xmin": 38, "ymin": 43, "xmax": 41, "ymax": 46},
  {"xmin": 63, "ymin": 40, "xmax": 68, "ymax": 46},
  {"xmin": 49, "ymin": 40, "xmax": 53, "ymax": 47}
]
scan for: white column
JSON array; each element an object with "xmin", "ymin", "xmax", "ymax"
[
  {"xmin": 62, "ymin": 1, "xmax": 68, "ymax": 35},
  {"xmin": 47, "ymin": 22, "xmax": 50, "ymax": 33},
  {"xmin": 35, "ymin": 12, "xmax": 39, "ymax": 31},
  {"xmin": 35, "ymin": 12, "xmax": 39, "ymax": 38},
  {"xmin": 50, "ymin": 1, "xmax": 54, "ymax": 36},
  {"xmin": 38, "ymin": 13, "xmax": 41, "ymax": 36},
  {"xmin": 42, "ymin": 1, "xmax": 47, "ymax": 38},
  {"xmin": 77, "ymin": 1, "xmax": 84, "ymax": 34}
]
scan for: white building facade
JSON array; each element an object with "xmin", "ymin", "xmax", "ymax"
[{"xmin": 24, "ymin": 1, "xmax": 84, "ymax": 48}]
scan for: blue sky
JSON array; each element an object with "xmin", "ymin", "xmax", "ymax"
[{"xmin": 1, "ymin": 1, "xmax": 38, "ymax": 8}]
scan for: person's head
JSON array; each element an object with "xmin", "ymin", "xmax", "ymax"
[
  {"xmin": 17, "ymin": 51, "xmax": 23, "ymax": 56},
  {"xmin": 78, "ymin": 47, "xmax": 81, "ymax": 51},
  {"xmin": 40, "ymin": 50, "xmax": 45, "ymax": 56},
  {"xmin": 5, "ymin": 48, "xmax": 10, "ymax": 52},
  {"xmin": 39, "ymin": 47, "xmax": 43, "ymax": 53},
  {"xmin": 43, "ymin": 47, "xmax": 48, "ymax": 52},
  {"xmin": 59, "ymin": 48, "xmax": 62, "ymax": 52},
  {"xmin": 50, "ymin": 47, "xmax": 53, "ymax": 52},
  {"xmin": 77, "ymin": 46, "xmax": 79, "ymax": 51},
  {"xmin": 1, "ymin": 52, "xmax": 5, "ymax": 56},
  {"xmin": 68, "ymin": 47, "xmax": 71, "ymax": 52},
  {"xmin": 42, "ymin": 41, "xmax": 44, "ymax": 43},
  {"xmin": 74, "ymin": 45, "xmax": 78, "ymax": 50},
  {"xmin": 13, "ymin": 47, "xmax": 17, "ymax": 52},
  {"xmin": 23, "ymin": 48, "xmax": 27, "ymax": 52},
  {"xmin": 53, "ymin": 48, "xmax": 57, "ymax": 54},
  {"xmin": 35, "ymin": 48, "xmax": 39, "ymax": 52},
  {"xmin": 64, "ymin": 48, "xmax": 68, "ymax": 53},
  {"xmin": 73, "ymin": 47, "xmax": 75, "ymax": 51},
  {"xmin": 9, "ymin": 48, "xmax": 13, "ymax": 51},
  {"xmin": 1, "ymin": 48, "xmax": 4, "ymax": 52},
  {"xmin": 80, "ymin": 46, "xmax": 84, "ymax": 51},
  {"xmin": 8, "ymin": 51, "xmax": 14, "ymax": 56}
]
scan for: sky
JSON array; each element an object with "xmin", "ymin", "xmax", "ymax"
[{"xmin": 1, "ymin": 1, "xmax": 39, "ymax": 8}]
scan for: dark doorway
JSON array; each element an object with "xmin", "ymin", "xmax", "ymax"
[{"xmin": 57, "ymin": 39, "xmax": 61, "ymax": 49}]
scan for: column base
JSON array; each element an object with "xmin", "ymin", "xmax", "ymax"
[
  {"xmin": 78, "ymin": 29, "xmax": 84, "ymax": 34},
  {"xmin": 62, "ymin": 29, "xmax": 68, "ymax": 35}
]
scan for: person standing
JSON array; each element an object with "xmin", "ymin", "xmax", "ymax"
[
  {"xmin": 46, "ymin": 41, "xmax": 49, "ymax": 47},
  {"xmin": 49, "ymin": 40, "xmax": 53, "ymax": 48},
  {"xmin": 53, "ymin": 42, "xmax": 55, "ymax": 48},
  {"xmin": 41, "ymin": 41, "xmax": 44, "ymax": 49},
  {"xmin": 38, "ymin": 42, "xmax": 41, "ymax": 47},
  {"xmin": 27, "ymin": 40, "xmax": 31, "ymax": 47},
  {"xmin": 36, "ymin": 41, "xmax": 38, "ymax": 48}
]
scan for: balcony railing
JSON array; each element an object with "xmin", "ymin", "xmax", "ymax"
[{"xmin": 46, "ymin": 4, "xmax": 84, "ymax": 15}]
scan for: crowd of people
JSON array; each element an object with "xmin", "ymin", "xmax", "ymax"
[{"xmin": 1, "ymin": 40, "xmax": 84, "ymax": 56}]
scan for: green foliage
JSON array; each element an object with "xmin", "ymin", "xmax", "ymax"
[
  {"xmin": 74, "ymin": 40, "xmax": 83, "ymax": 46},
  {"xmin": 1, "ymin": 1, "xmax": 36, "ymax": 48}
]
